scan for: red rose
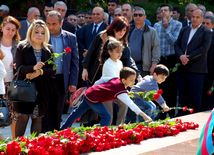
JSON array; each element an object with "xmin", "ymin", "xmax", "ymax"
[
  {"xmin": 190, "ymin": 109, "xmax": 194, "ymax": 113},
  {"xmin": 207, "ymin": 91, "xmax": 212, "ymax": 96},
  {"xmin": 153, "ymin": 93, "xmax": 160, "ymax": 100},
  {"xmin": 65, "ymin": 47, "xmax": 72, "ymax": 53},
  {"xmin": 157, "ymin": 89, "xmax": 163, "ymax": 95},
  {"xmin": 183, "ymin": 106, "xmax": 187, "ymax": 111}
]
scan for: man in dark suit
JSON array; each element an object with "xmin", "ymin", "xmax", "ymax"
[
  {"xmin": 42, "ymin": 11, "xmax": 79, "ymax": 132},
  {"xmin": 19, "ymin": 7, "xmax": 40, "ymax": 40},
  {"xmin": 202, "ymin": 15, "xmax": 214, "ymax": 110},
  {"xmin": 107, "ymin": 0, "xmax": 120, "ymax": 25},
  {"xmin": 54, "ymin": 1, "xmax": 75, "ymax": 34},
  {"xmin": 182, "ymin": 3, "xmax": 197, "ymax": 27},
  {"xmin": 175, "ymin": 9, "xmax": 212, "ymax": 115}
]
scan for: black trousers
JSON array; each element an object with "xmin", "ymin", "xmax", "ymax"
[
  {"xmin": 158, "ymin": 55, "xmax": 177, "ymax": 118},
  {"xmin": 42, "ymin": 74, "xmax": 66, "ymax": 132}
]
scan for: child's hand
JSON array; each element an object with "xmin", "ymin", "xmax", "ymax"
[{"xmin": 163, "ymin": 105, "xmax": 170, "ymax": 112}]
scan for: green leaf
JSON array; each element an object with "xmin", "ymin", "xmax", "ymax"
[
  {"xmin": 53, "ymin": 65, "xmax": 56, "ymax": 71},
  {"xmin": 53, "ymin": 57, "xmax": 57, "ymax": 61},
  {"xmin": 20, "ymin": 142, "xmax": 26, "ymax": 147},
  {"xmin": 53, "ymin": 53, "xmax": 60, "ymax": 57}
]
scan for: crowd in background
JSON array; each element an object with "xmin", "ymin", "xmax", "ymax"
[{"xmin": 0, "ymin": 0, "xmax": 213, "ymax": 140}]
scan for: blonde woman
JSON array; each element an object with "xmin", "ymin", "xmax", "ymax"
[
  {"xmin": 0, "ymin": 16, "xmax": 21, "ymax": 139},
  {"xmin": 14, "ymin": 20, "xmax": 56, "ymax": 137}
]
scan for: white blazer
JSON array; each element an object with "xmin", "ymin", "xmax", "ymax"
[{"xmin": 0, "ymin": 60, "xmax": 6, "ymax": 94}]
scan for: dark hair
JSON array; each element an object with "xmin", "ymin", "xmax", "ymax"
[
  {"xmin": 120, "ymin": 67, "xmax": 136, "ymax": 80},
  {"xmin": 204, "ymin": 15, "xmax": 214, "ymax": 24},
  {"xmin": 86, "ymin": 10, "xmax": 92, "ymax": 15},
  {"xmin": 76, "ymin": 10, "xmax": 85, "ymax": 16},
  {"xmin": 122, "ymin": 3, "xmax": 134, "ymax": 11},
  {"xmin": 153, "ymin": 64, "xmax": 169, "ymax": 76},
  {"xmin": 160, "ymin": 4, "xmax": 173, "ymax": 12},
  {"xmin": 106, "ymin": 16, "xmax": 130, "ymax": 43},
  {"xmin": 108, "ymin": 0, "xmax": 119, "ymax": 5},
  {"xmin": 173, "ymin": 7, "xmax": 181, "ymax": 14},
  {"xmin": 100, "ymin": 37, "xmax": 123, "ymax": 64},
  {"xmin": 134, "ymin": 4, "xmax": 143, "ymax": 8},
  {"xmin": 44, "ymin": 2, "xmax": 54, "ymax": 8},
  {"xmin": 0, "ymin": 16, "xmax": 21, "ymax": 41}
]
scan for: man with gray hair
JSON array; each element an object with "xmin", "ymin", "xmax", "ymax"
[
  {"xmin": 197, "ymin": 4, "xmax": 206, "ymax": 14},
  {"xmin": 205, "ymin": 11, "xmax": 214, "ymax": 17},
  {"xmin": 114, "ymin": 8, "xmax": 122, "ymax": 18},
  {"xmin": 183, "ymin": 3, "xmax": 197, "ymax": 27},
  {"xmin": 103, "ymin": 12, "xmax": 109, "ymax": 24},
  {"xmin": 0, "ymin": 4, "xmax": 9, "ymax": 24},
  {"xmin": 19, "ymin": 7, "xmax": 40, "ymax": 40},
  {"xmin": 175, "ymin": 9, "xmax": 212, "ymax": 115},
  {"xmin": 202, "ymin": 15, "xmax": 214, "ymax": 110},
  {"xmin": 54, "ymin": 1, "xmax": 75, "ymax": 34}
]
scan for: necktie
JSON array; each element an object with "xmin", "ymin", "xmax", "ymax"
[{"xmin": 92, "ymin": 24, "xmax": 97, "ymax": 39}]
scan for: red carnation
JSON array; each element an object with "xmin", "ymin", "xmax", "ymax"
[
  {"xmin": 153, "ymin": 93, "xmax": 160, "ymax": 100},
  {"xmin": 157, "ymin": 89, "xmax": 163, "ymax": 95},
  {"xmin": 190, "ymin": 109, "xmax": 194, "ymax": 113},
  {"xmin": 207, "ymin": 91, "xmax": 212, "ymax": 96},
  {"xmin": 65, "ymin": 47, "xmax": 71, "ymax": 53},
  {"xmin": 183, "ymin": 106, "xmax": 187, "ymax": 111}
]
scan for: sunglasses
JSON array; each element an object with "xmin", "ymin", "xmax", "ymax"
[
  {"xmin": 160, "ymin": 9, "xmax": 169, "ymax": 12},
  {"xmin": 133, "ymin": 13, "xmax": 144, "ymax": 17},
  {"xmin": 115, "ymin": 14, "xmax": 121, "ymax": 17}
]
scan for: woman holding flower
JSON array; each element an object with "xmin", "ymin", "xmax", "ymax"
[
  {"xmin": 14, "ymin": 20, "xmax": 56, "ymax": 137},
  {"xmin": 0, "ymin": 16, "xmax": 21, "ymax": 139}
]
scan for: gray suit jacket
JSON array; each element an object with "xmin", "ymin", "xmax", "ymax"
[{"xmin": 19, "ymin": 20, "xmax": 28, "ymax": 41}]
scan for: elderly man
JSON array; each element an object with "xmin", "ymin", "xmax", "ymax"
[
  {"xmin": 19, "ymin": 7, "xmax": 40, "ymax": 40},
  {"xmin": 197, "ymin": 4, "xmax": 206, "ymax": 14},
  {"xmin": 202, "ymin": 15, "xmax": 214, "ymax": 110},
  {"xmin": 175, "ymin": 10, "xmax": 212, "ymax": 115},
  {"xmin": 154, "ymin": 4, "xmax": 182, "ymax": 119},
  {"xmin": 0, "ymin": 4, "xmax": 9, "ymax": 24},
  {"xmin": 183, "ymin": 3, "xmax": 197, "ymax": 27},
  {"xmin": 114, "ymin": 8, "xmax": 122, "ymax": 18},
  {"xmin": 42, "ymin": 10, "xmax": 79, "ymax": 132},
  {"xmin": 54, "ymin": 1, "xmax": 75, "ymax": 34},
  {"xmin": 103, "ymin": 12, "xmax": 109, "ymax": 24}
]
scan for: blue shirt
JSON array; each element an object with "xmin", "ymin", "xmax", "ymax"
[
  {"xmin": 50, "ymin": 30, "xmax": 64, "ymax": 74},
  {"xmin": 92, "ymin": 21, "xmax": 103, "ymax": 33},
  {"xmin": 154, "ymin": 17, "xmax": 182, "ymax": 57},
  {"xmin": 131, "ymin": 75, "xmax": 166, "ymax": 107}
]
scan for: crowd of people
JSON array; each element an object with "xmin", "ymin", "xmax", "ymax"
[{"xmin": 0, "ymin": 0, "xmax": 213, "ymax": 140}]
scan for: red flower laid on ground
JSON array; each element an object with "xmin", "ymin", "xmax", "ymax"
[
  {"xmin": 190, "ymin": 109, "xmax": 194, "ymax": 113},
  {"xmin": 65, "ymin": 47, "xmax": 72, "ymax": 53},
  {"xmin": 183, "ymin": 106, "xmax": 187, "ymax": 111}
]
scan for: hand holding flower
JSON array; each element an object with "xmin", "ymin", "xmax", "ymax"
[
  {"xmin": 33, "ymin": 62, "xmax": 45, "ymax": 70},
  {"xmin": 163, "ymin": 105, "xmax": 170, "ymax": 112},
  {"xmin": 26, "ymin": 70, "xmax": 41, "ymax": 80},
  {"xmin": 179, "ymin": 55, "xmax": 189, "ymax": 65}
]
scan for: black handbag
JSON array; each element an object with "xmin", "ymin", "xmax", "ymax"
[
  {"xmin": 8, "ymin": 65, "xmax": 38, "ymax": 102},
  {"xmin": 0, "ymin": 98, "xmax": 12, "ymax": 127}
]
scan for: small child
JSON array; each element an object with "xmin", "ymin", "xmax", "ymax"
[
  {"xmin": 100, "ymin": 37, "xmax": 128, "ymax": 126},
  {"xmin": 125, "ymin": 64, "xmax": 170, "ymax": 123},
  {"xmin": 61, "ymin": 67, "xmax": 152, "ymax": 129}
]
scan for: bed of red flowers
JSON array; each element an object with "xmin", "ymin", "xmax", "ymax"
[{"xmin": 0, "ymin": 118, "xmax": 199, "ymax": 155}]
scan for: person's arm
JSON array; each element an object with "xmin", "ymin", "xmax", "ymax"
[
  {"xmin": 68, "ymin": 35, "xmax": 79, "ymax": 87},
  {"xmin": 165, "ymin": 21, "xmax": 182, "ymax": 46},
  {"xmin": 94, "ymin": 77, "xmax": 112, "ymax": 86},
  {"xmin": 150, "ymin": 29, "xmax": 161, "ymax": 75},
  {"xmin": 0, "ymin": 60, "xmax": 6, "ymax": 80},
  {"xmin": 117, "ymin": 93, "xmax": 152, "ymax": 122}
]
